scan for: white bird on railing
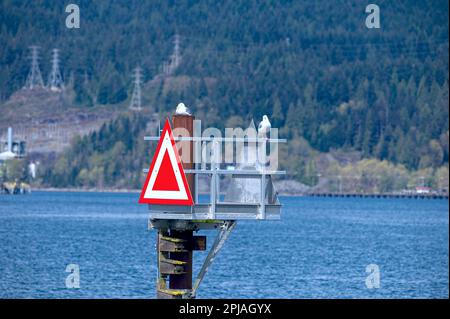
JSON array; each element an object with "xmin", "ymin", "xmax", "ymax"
[
  {"xmin": 258, "ymin": 115, "xmax": 271, "ymax": 138},
  {"xmin": 175, "ymin": 102, "xmax": 191, "ymax": 115}
]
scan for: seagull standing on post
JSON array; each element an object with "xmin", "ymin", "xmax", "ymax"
[
  {"xmin": 175, "ymin": 102, "xmax": 191, "ymax": 115},
  {"xmin": 257, "ymin": 115, "xmax": 271, "ymax": 167},
  {"xmin": 258, "ymin": 115, "xmax": 271, "ymax": 139}
]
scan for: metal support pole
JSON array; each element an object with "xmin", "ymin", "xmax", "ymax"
[
  {"xmin": 210, "ymin": 139, "xmax": 219, "ymax": 219},
  {"xmin": 260, "ymin": 172, "xmax": 266, "ymax": 219},
  {"xmin": 259, "ymin": 139, "xmax": 266, "ymax": 219},
  {"xmin": 215, "ymin": 140, "xmax": 220, "ymax": 205}
]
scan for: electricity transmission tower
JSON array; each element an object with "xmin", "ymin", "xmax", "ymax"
[
  {"xmin": 173, "ymin": 33, "xmax": 181, "ymax": 69},
  {"xmin": 48, "ymin": 48, "xmax": 64, "ymax": 91},
  {"xmin": 129, "ymin": 66, "xmax": 143, "ymax": 111},
  {"xmin": 25, "ymin": 46, "xmax": 45, "ymax": 89},
  {"xmin": 162, "ymin": 34, "xmax": 182, "ymax": 76}
]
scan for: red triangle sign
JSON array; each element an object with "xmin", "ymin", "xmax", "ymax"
[
  {"xmin": 152, "ymin": 151, "xmax": 180, "ymax": 191},
  {"xmin": 139, "ymin": 118, "xmax": 194, "ymax": 205}
]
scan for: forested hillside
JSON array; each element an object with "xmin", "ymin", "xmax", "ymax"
[
  {"xmin": 40, "ymin": 112, "xmax": 448, "ymax": 192},
  {"xmin": 41, "ymin": 113, "xmax": 152, "ymax": 189},
  {"xmin": 0, "ymin": 0, "xmax": 448, "ymax": 188}
]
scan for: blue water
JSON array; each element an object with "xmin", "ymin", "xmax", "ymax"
[{"xmin": 0, "ymin": 192, "xmax": 448, "ymax": 298}]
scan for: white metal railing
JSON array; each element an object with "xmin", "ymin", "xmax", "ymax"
[{"xmin": 143, "ymin": 135, "xmax": 285, "ymax": 220}]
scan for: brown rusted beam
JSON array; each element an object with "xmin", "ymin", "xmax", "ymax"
[
  {"xmin": 172, "ymin": 113, "xmax": 195, "ymax": 194},
  {"xmin": 159, "ymin": 257, "xmax": 187, "ymax": 275},
  {"xmin": 159, "ymin": 235, "xmax": 207, "ymax": 252},
  {"xmin": 159, "ymin": 240, "xmax": 187, "ymax": 253},
  {"xmin": 157, "ymin": 288, "xmax": 188, "ymax": 299},
  {"xmin": 191, "ymin": 236, "xmax": 206, "ymax": 251}
]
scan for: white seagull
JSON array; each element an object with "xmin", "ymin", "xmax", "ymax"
[
  {"xmin": 175, "ymin": 102, "xmax": 191, "ymax": 115},
  {"xmin": 258, "ymin": 115, "xmax": 271, "ymax": 138}
]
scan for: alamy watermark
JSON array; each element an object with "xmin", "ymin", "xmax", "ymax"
[
  {"xmin": 169, "ymin": 119, "xmax": 280, "ymax": 171},
  {"xmin": 365, "ymin": 264, "xmax": 380, "ymax": 289},
  {"xmin": 65, "ymin": 263, "xmax": 80, "ymax": 288},
  {"xmin": 365, "ymin": 4, "xmax": 380, "ymax": 29},
  {"xmin": 65, "ymin": 4, "xmax": 80, "ymax": 29}
]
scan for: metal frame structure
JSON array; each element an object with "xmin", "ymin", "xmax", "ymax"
[
  {"xmin": 48, "ymin": 48, "xmax": 64, "ymax": 91},
  {"xmin": 129, "ymin": 66, "xmax": 143, "ymax": 111},
  {"xmin": 143, "ymin": 135, "xmax": 286, "ymax": 221},
  {"xmin": 144, "ymin": 122, "xmax": 286, "ymax": 298},
  {"xmin": 25, "ymin": 46, "xmax": 45, "ymax": 89}
]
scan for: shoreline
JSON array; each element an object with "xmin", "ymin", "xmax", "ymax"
[
  {"xmin": 33, "ymin": 187, "xmax": 141, "ymax": 193},
  {"xmin": 32, "ymin": 187, "xmax": 301, "ymax": 196},
  {"xmin": 29, "ymin": 187, "xmax": 449, "ymax": 199}
]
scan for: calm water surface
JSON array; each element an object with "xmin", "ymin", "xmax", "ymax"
[{"xmin": 0, "ymin": 192, "xmax": 448, "ymax": 298}]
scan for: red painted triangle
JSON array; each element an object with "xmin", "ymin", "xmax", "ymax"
[
  {"xmin": 152, "ymin": 150, "xmax": 180, "ymax": 191},
  {"xmin": 138, "ymin": 118, "xmax": 194, "ymax": 206}
]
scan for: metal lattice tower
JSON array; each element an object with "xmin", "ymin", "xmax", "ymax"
[
  {"xmin": 129, "ymin": 66, "xmax": 143, "ymax": 111},
  {"xmin": 25, "ymin": 46, "xmax": 45, "ymax": 89},
  {"xmin": 163, "ymin": 34, "xmax": 182, "ymax": 76},
  {"xmin": 48, "ymin": 49, "xmax": 64, "ymax": 91},
  {"xmin": 173, "ymin": 34, "xmax": 181, "ymax": 69}
]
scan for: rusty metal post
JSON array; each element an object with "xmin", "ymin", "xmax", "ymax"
[
  {"xmin": 155, "ymin": 113, "xmax": 196, "ymax": 299},
  {"xmin": 169, "ymin": 113, "xmax": 195, "ymax": 291},
  {"xmin": 172, "ymin": 114, "xmax": 195, "ymax": 194}
]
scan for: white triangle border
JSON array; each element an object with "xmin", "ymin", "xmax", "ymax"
[{"xmin": 143, "ymin": 130, "xmax": 188, "ymax": 200}]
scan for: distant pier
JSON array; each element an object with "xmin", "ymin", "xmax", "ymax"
[
  {"xmin": 307, "ymin": 193, "xmax": 448, "ymax": 200},
  {"xmin": 1, "ymin": 182, "xmax": 31, "ymax": 194}
]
